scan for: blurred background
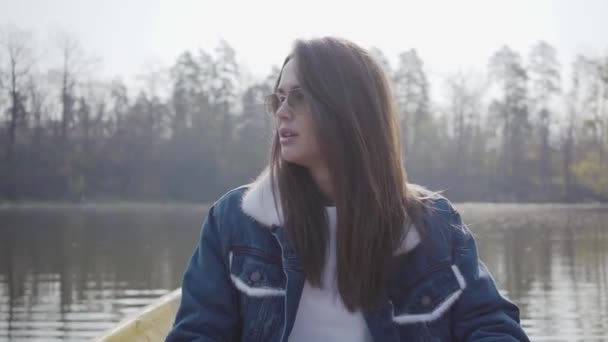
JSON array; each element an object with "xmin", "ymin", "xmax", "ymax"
[{"xmin": 0, "ymin": 0, "xmax": 607, "ymax": 340}]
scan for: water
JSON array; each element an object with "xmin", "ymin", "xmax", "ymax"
[
  {"xmin": 0, "ymin": 203, "xmax": 607, "ymax": 341},
  {"xmin": 0, "ymin": 204, "xmax": 205, "ymax": 341}
]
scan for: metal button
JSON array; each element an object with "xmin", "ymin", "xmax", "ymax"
[
  {"xmin": 421, "ymin": 295, "xmax": 432, "ymax": 307},
  {"xmin": 250, "ymin": 271, "xmax": 261, "ymax": 282}
]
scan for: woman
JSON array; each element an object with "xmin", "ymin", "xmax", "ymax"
[{"xmin": 166, "ymin": 37, "xmax": 529, "ymax": 341}]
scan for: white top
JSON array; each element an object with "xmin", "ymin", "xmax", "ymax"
[{"xmin": 288, "ymin": 207, "xmax": 374, "ymax": 342}]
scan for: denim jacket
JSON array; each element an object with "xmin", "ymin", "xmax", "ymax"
[{"xmin": 166, "ymin": 169, "xmax": 529, "ymax": 341}]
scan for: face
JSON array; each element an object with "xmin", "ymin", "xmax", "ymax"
[{"xmin": 272, "ymin": 59, "xmax": 323, "ymax": 169}]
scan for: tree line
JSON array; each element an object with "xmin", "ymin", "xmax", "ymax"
[{"xmin": 1, "ymin": 27, "xmax": 607, "ymax": 203}]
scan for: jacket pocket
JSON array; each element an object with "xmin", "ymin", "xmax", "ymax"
[
  {"xmin": 228, "ymin": 246, "xmax": 285, "ymax": 342},
  {"xmin": 392, "ymin": 263, "xmax": 466, "ymax": 325},
  {"xmin": 229, "ymin": 246, "xmax": 286, "ymax": 297}
]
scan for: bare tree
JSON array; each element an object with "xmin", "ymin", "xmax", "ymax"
[
  {"xmin": 26, "ymin": 73, "xmax": 49, "ymax": 148},
  {"xmin": 369, "ymin": 46, "xmax": 392, "ymax": 77},
  {"xmin": 0, "ymin": 26, "xmax": 35, "ymax": 163},
  {"xmin": 562, "ymin": 56, "xmax": 584, "ymax": 200},
  {"xmin": 576, "ymin": 55, "xmax": 608, "ymax": 193},
  {"xmin": 0, "ymin": 26, "xmax": 36, "ymax": 199},
  {"xmin": 444, "ymin": 71, "xmax": 484, "ymax": 182},
  {"xmin": 212, "ymin": 40, "xmax": 240, "ymax": 161},
  {"xmin": 488, "ymin": 45, "xmax": 530, "ymax": 195},
  {"xmin": 52, "ymin": 31, "xmax": 96, "ymax": 142},
  {"xmin": 528, "ymin": 41, "xmax": 561, "ymax": 192},
  {"xmin": 394, "ymin": 49, "xmax": 429, "ymax": 155},
  {"xmin": 590, "ymin": 56, "xmax": 608, "ymax": 191},
  {"xmin": 264, "ymin": 65, "xmax": 281, "ymax": 91},
  {"xmin": 135, "ymin": 60, "xmax": 170, "ymax": 101}
]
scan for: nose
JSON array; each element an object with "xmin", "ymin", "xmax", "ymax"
[{"xmin": 275, "ymin": 101, "xmax": 293, "ymax": 121}]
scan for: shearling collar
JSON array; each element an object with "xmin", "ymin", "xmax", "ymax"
[{"xmin": 240, "ymin": 167, "xmax": 421, "ymax": 255}]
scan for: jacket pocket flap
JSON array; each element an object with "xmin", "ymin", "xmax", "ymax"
[
  {"xmin": 392, "ymin": 264, "xmax": 466, "ymax": 324},
  {"xmin": 228, "ymin": 247, "xmax": 286, "ymax": 297}
]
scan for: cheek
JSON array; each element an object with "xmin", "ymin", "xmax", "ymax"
[
  {"xmin": 295, "ymin": 136, "xmax": 317, "ymax": 156},
  {"xmin": 299, "ymin": 122, "xmax": 320, "ymax": 151},
  {"xmin": 301, "ymin": 116, "xmax": 319, "ymax": 141}
]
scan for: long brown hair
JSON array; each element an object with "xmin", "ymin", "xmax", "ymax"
[{"xmin": 268, "ymin": 37, "xmax": 432, "ymax": 311}]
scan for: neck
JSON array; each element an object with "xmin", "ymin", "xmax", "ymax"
[{"xmin": 308, "ymin": 162, "xmax": 334, "ymax": 206}]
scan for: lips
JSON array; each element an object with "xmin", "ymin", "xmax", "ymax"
[{"xmin": 279, "ymin": 128, "xmax": 298, "ymax": 138}]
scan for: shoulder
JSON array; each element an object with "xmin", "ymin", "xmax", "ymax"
[
  {"xmin": 427, "ymin": 194, "xmax": 460, "ymax": 225},
  {"xmin": 195, "ymin": 184, "xmax": 256, "ymax": 249},
  {"xmin": 412, "ymin": 191, "xmax": 471, "ymax": 259},
  {"xmin": 210, "ymin": 184, "xmax": 250, "ymax": 215},
  {"xmin": 406, "ymin": 183, "xmax": 462, "ymax": 231},
  {"xmin": 205, "ymin": 181, "xmax": 273, "ymax": 234}
]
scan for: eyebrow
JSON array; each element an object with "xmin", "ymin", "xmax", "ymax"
[{"xmin": 276, "ymin": 85, "xmax": 301, "ymax": 94}]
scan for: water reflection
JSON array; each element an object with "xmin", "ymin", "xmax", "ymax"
[
  {"xmin": 462, "ymin": 204, "xmax": 608, "ymax": 341},
  {"xmin": 0, "ymin": 204, "xmax": 607, "ymax": 341},
  {"xmin": 0, "ymin": 205, "xmax": 204, "ymax": 341}
]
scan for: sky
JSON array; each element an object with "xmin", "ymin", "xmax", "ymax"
[{"xmin": 1, "ymin": 0, "xmax": 608, "ymax": 96}]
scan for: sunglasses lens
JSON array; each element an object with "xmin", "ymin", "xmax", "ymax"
[
  {"xmin": 264, "ymin": 89, "xmax": 306, "ymax": 115},
  {"xmin": 264, "ymin": 94, "xmax": 279, "ymax": 115},
  {"xmin": 288, "ymin": 89, "xmax": 305, "ymax": 111}
]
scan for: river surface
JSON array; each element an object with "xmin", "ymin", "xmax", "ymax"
[{"xmin": 1, "ymin": 203, "xmax": 606, "ymax": 341}]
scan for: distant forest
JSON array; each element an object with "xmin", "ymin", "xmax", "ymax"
[{"xmin": 1, "ymin": 27, "xmax": 607, "ymax": 203}]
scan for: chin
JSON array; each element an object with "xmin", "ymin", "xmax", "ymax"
[
  {"xmin": 280, "ymin": 151, "xmax": 299, "ymax": 163},
  {"xmin": 280, "ymin": 149, "xmax": 307, "ymax": 167}
]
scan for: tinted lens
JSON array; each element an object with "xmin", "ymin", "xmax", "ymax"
[
  {"xmin": 264, "ymin": 89, "xmax": 305, "ymax": 115},
  {"xmin": 264, "ymin": 94, "xmax": 280, "ymax": 115},
  {"xmin": 288, "ymin": 89, "xmax": 306, "ymax": 111}
]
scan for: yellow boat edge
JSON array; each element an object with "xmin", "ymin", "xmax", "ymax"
[{"xmin": 96, "ymin": 288, "xmax": 181, "ymax": 342}]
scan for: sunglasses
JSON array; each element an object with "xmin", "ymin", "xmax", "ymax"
[{"xmin": 264, "ymin": 87, "xmax": 308, "ymax": 116}]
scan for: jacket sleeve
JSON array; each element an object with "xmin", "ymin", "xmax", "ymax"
[
  {"xmin": 165, "ymin": 205, "xmax": 240, "ymax": 342},
  {"xmin": 447, "ymin": 202, "xmax": 530, "ymax": 341}
]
